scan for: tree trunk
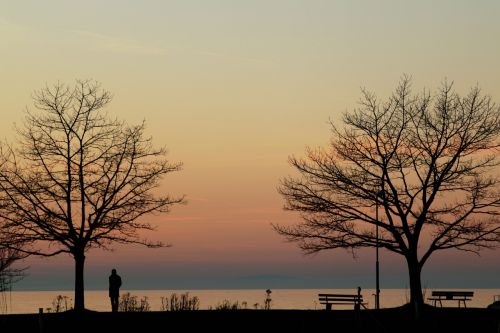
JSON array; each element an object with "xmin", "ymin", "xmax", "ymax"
[
  {"xmin": 73, "ymin": 252, "xmax": 86, "ymax": 311},
  {"xmin": 406, "ymin": 254, "xmax": 424, "ymax": 319}
]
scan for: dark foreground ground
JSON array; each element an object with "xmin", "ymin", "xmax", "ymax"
[{"xmin": 1, "ymin": 305, "xmax": 499, "ymax": 333}]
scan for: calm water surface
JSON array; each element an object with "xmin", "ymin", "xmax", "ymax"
[{"xmin": 3, "ymin": 289, "xmax": 499, "ymax": 314}]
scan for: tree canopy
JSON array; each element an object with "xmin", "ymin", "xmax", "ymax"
[
  {"xmin": 0, "ymin": 80, "xmax": 183, "ymax": 310},
  {"xmin": 274, "ymin": 76, "xmax": 500, "ymax": 307}
]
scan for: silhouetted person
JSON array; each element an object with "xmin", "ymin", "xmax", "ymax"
[{"xmin": 109, "ymin": 268, "xmax": 122, "ymax": 312}]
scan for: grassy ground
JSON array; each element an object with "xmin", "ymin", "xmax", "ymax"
[{"xmin": 1, "ymin": 305, "xmax": 499, "ymax": 333}]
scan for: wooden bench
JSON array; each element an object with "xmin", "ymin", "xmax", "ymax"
[
  {"xmin": 427, "ymin": 291, "xmax": 474, "ymax": 308},
  {"xmin": 318, "ymin": 292, "xmax": 364, "ymax": 310}
]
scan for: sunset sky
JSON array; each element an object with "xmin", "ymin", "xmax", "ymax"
[{"xmin": 1, "ymin": 0, "xmax": 500, "ymax": 291}]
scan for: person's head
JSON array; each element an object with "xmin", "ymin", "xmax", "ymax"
[{"xmin": 112, "ymin": 269, "xmax": 117, "ymax": 275}]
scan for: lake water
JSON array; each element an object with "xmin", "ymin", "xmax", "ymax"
[{"xmin": 2, "ymin": 289, "xmax": 499, "ymax": 314}]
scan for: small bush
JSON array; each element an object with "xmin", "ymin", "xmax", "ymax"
[
  {"xmin": 161, "ymin": 292, "xmax": 200, "ymax": 311},
  {"xmin": 264, "ymin": 289, "xmax": 272, "ymax": 310},
  {"xmin": 212, "ymin": 299, "xmax": 243, "ymax": 310},
  {"xmin": 48, "ymin": 295, "xmax": 72, "ymax": 313},
  {"xmin": 119, "ymin": 292, "xmax": 150, "ymax": 312}
]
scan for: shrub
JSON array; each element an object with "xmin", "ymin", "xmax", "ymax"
[
  {"xmin": 212, "ymin": 299, "xmax": 243, "ymax": 310},
  {"xmin": 119, "ymin": 292, "xmax": 150, "ymax": 312},
  {"xmin": 47, "ymin": 295, "xmax": 72, "ymax": 313},
  {"xmin": 161, "ymin": 292, "xmax": 200, "ymax": 311}
]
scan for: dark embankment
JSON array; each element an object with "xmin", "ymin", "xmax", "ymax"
[{"xmin": 1, "ymin": 305, "xmax": 499, "ymax": 333}]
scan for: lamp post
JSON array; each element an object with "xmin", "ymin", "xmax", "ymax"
[
  {"xmin": 375, "ymin": 187, "xmax": 385, "ymax": 310},
  {"xmin": 375, "ymin": 195, "xmax": 380, "ymax": 310}
]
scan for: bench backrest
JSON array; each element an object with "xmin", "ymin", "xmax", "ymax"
[
  {"xmin": 431, "ymin": 291, "xmax": 474, "ymax": 298},
  {"xmin": 318, "ymin": 294, "xmax": 363, "ymax": 302}
]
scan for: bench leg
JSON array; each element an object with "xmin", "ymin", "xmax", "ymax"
[
  {"xmin": 325, "ymin": 304, "xmax": 332, "ymax": 310},
  {"xmin": 355, "ymin": 303, "xmax": 361, "ymax": 323}
]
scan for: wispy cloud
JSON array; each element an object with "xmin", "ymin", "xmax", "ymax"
[
  {"xmin": 73, "ymin": 30, "xmax": 169, "ymax": 56},
  {"xmin": 0, "ymin": 17, "xmax": 30, "ymax": 39},
  {"xmin": 1, "ymin": 19, "xmax": 269, "ymax": 64},
  {"xmin": 196, "ymin": 49, "xmax": 272, "ymax": 65},
  {"xmin": 0, "ymin": 18, "xmax": 22, "ymax": 29}
]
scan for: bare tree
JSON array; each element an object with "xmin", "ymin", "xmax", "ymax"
[
  {"xmin": 274, "ymin": 76, "xmax": 500, "ymax": 309},
  {"xmin": 0, "ymin": 246, "xmax": 26, "ymax": 286},
  {"xmin": 0, "ymin": 247, "xmax": 25, "ymax": 291},
  {"xmin": 0, "ymin": 80, "xmax": 183, "ymax": 311},
  {"xmin": 0, "ymin": 229, "xmax": 26, "ymax": 313}
]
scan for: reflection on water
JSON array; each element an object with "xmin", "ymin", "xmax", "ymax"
[{"xmin": 3, "ymin": 289, "xmax": 500, "ymax": 314}]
